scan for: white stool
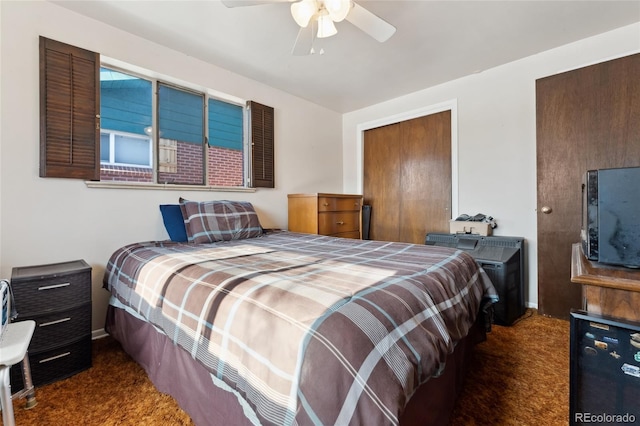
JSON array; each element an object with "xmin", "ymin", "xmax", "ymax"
[{"xmin": 0, "ymin": 320, "xmax": 37, "ymax": 426}]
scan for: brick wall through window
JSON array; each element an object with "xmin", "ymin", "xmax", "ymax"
[
  {"xmin": 208, "ymin": 146, "xmax": 243, "ymax": 187},
  {"xmin": 100, "ymin": 141, "xmax": 243, "ymax": 186}
]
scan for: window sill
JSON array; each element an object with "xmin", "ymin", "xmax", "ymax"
[{"xmin": 85, "ymin": 181, "xmax": 256, "ymax": 193}]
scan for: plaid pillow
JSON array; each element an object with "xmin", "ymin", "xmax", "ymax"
[{"xmin": 180, "ymin": 200, "xmax": 263, "ymax": 243}]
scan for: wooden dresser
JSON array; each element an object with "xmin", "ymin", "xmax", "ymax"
[
  {"xmin": 288, "ymin": 193, "xmax": 363, "ymax": 239},
  {"xmin": 570, "ymin": 243, "xmax": 640, "ymax": 322}
]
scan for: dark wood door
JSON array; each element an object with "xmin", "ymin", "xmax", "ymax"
[
  {"xmin": 363, "ymin": 123, "xmax": 402, "ymax": 242},
  {"xmin": 536, "ymin": 53, "xmax": 640, "ymax": 319},
  {"xmin": 364, "ymin": 111, "xmax": 451, "ymax": 244}
]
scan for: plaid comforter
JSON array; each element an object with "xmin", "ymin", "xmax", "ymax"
[{"xmin": 104, "ymin": 231, "xmax": 496, "ymax": 426}]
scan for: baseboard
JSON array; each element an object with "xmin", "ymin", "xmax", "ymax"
[{"xmin": 92, "ymin": 328, "xmax": 108, "ymax": 340}]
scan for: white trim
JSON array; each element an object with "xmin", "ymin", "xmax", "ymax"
[
  {"xmin": 355, "ymin": 99, "xmax": 459, "ymax": 219},
  {"xmin": 92, "ymin": 328, "xmax": 109, "ymax": 340},
  {"xmin": 244, "ymin": 105, "xmax": 252, "ymax": 187},
  {"xmin": 86, "ymin": 181, "xmax": 256, "ymax": 192}
]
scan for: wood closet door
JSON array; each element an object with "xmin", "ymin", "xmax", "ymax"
[
  {"xmin": 536, "ymin": 53, "xmax": 640, "ymax": 319},
  {"xmin": 364, "ymin": 111, "xmax": 451, "ymax": 244},
  {"xmin": 364, "ymin": 123, "xmax": 402, "ymax": 242}
]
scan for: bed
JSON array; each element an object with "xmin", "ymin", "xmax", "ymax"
[{"xmin": 103, "ymin": 200, "xmax": 497, "ymax": 426}]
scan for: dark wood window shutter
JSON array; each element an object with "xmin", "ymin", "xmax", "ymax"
[
  {"xmin": 249, "ymin": 101, "xmax": 274, "ymax": 188},
  {"xmin": 40, "ymin": 37, "xmax": 100, "ymax": 180}
]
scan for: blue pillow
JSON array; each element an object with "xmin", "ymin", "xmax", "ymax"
[{"xmin": 159, "ymin": 204, "xmax": 188, "ymax": 242}]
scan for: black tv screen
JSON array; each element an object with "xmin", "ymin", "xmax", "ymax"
[
  {"xmin": 581, "ymin": 166, "xmax": 640, "ymax": 268},
  {"xmin": 570, "ymin": 311, "xmax": 640, "ymax": 425}
]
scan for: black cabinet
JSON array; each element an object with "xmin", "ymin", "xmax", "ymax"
[
  {"xmin": 10, "ymin": 260, "xmax": 92, "ymax": 387},
  {"xmin": 570, "ymin": 311, "xmax": 640, "ymax": 424}
]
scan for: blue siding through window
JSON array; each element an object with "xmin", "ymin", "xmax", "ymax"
[
  {"xmin": 100, "ymin": 79, "xmax": 152, "ymax": 136},
  {"xmin": 100, "ymin": 68, "xmax": 243, "ymax": 150},
  {"xmin": 159, "ymin": 85, "xmax": 203, "ymax": 145},
  {"xmin": 209, "ymin": 99, "xmax": 243, "ymax": 151}
]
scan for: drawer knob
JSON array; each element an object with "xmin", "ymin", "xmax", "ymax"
[
  {"xmin": 323, "ymin": 203, "xmax": 329, "ymax": 206},
  {"xmin": 336, "ymin": 221, "xmax": 345, "ymax": 225}
]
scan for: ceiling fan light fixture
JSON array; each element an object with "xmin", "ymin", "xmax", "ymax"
[
  {"xmin": 291, "ymin": 0, "xmax": 317, "ymax": 28},
  {"xmin": 325, "ymin": 0, "xmax": 351, "ymax": 22},
  {"xmin": 317, "ymin": 14, "xmax": 337, "ymax": 38}
]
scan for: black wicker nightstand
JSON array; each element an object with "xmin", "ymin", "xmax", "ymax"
[{"xmin": 10, "ymin": 260, "xmax": 92, "ymax": 387}]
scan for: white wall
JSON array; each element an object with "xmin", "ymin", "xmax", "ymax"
[
  {"xmin": 0, "ymin": 1, "xmax": 343, "ymax": 334},
  {"xmin": 342, "ymin": 23, "xmax": 640, "ymax": 309}
]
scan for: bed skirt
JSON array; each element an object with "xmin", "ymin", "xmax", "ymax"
[{"xmin": 105, "ymin": 305, "xmax": 486, "ymax": 426}]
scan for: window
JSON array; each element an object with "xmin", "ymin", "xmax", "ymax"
[
  {"xmin": 99, "ymin": 68, "xmax": 153, "ymax": 181},
  {"xmin": 39, "ymin": 36, "xmax": 274, "ymax": 189},
  {"xmin": 98, "ymin": 67, "xmax": 254, "ymax": 187},
  {"xmin": 209, "ymin": 99, "xmax": 245, "ymax": 187},
  {"xmin": 157, "ymin": 83, "xmax": 205, "ymax": 185},
  {"xmin": 100, "ymin": 132, "xmax": 152, "ymax": 165}
]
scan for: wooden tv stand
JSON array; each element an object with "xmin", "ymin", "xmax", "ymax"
[{"xmin": 570, "ymin": 243, "xmax": 640, "ymax": 322}]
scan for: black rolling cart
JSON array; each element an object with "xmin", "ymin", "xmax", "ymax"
[
  {"xmin": 426, "ymin": 233, "xmax": 526, "ymax": 325},
  {"xmin": 10, "ymin": 260, "xmax": 92, "ymax": 387}
]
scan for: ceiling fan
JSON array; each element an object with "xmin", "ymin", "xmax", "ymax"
[{"xmin": 220, "ymin": 0, "xmax": 396, "ymax": 55}]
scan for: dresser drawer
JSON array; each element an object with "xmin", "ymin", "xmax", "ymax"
[
  {"xmin": 318, "ymin": 212, "xmax": 360, "ymax": 235},
  {"xmin": 11, "ymin": 335, "xmax": 92, "ymax": 388},
  {"xmin": 11, "ymin": 261, "xmax": 91, "ymax": 316},
  {"xmin": 317, "ymin": 196, "xmax": 361, "ymax": 212},
  {"xmin": 333, "ymin": 231, "xmax": 362, "ymax": 239},
  {"xmin": 26, "ymin": 303, "xmax": 92, "ymax": 353},
  {"xmin": 289, "ymin": 193, "xmax": 363, "ymax": 240}
]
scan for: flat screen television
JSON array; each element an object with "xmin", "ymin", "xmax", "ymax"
[
  {"xmin": 581, "ymin": 166, "xmax": 640, "ymax": 268},
  {"xmin": 570, "ymin": 310, "xmax": 640, "ymax": 425}
]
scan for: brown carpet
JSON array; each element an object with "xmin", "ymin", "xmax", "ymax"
[
  {"xmin": 450, "ymin": 310, "xmax": 569, "ymax": 425},
  {"xmin": 12, "ymin": 309, "xmax": 568, "ymax": 425}
]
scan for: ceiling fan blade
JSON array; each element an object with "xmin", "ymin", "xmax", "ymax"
[
  {"xmin": 221, "ymin": 0, "xmax": 292, "ymax": 7},
  {"xmin": 291, "ymin": 24, "xmax": 315, "ymax": 56},
  {"xmin": 346, "ymin": 2, "xmax": 396, "ymax": 43}
]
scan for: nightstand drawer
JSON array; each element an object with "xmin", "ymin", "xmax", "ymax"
[
  {"xmin": 11, "ymin": 261, "xmax": 91, "ymax": 316},
  {"xmin": 318, "ymin": 212, "xmax": 360, "ymax": 235},
  {"xmin": 317, "ymin": 197, "xmax": 362, "ymax": 212},
  {"xmin": 27, "ymin": 303, "xmax": 92, "ymax": 353},
  {"xmin": 11, "ymin": 335, "xmax": 92, "ymax": 388}
]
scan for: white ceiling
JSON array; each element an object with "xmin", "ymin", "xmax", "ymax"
[{"xmin": 52, "ymin": 0, "xmax": 640, "ymax": 113}]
